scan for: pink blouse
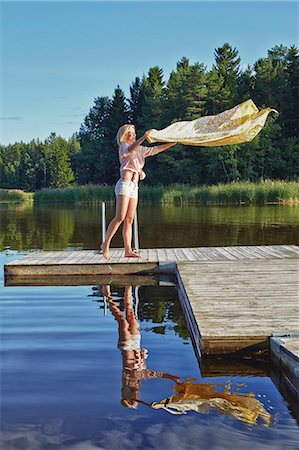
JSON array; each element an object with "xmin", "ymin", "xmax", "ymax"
[{"xmin": 119, "ymin": 143, "xmax": 159, "ymax": 182}]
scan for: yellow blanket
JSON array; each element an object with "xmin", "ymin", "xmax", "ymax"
[{"xmin": 146, "ymin": 100, "xmax": 278, "ymax": 147}]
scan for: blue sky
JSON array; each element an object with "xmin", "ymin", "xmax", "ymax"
[{"xmin": 1, "ymin": 1, "xmax": 298, "ymax": 145}]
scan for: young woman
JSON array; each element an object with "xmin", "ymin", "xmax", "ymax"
[{"xmin": 100, "ymin": 124, "xmax": 176, "ymax": 259}]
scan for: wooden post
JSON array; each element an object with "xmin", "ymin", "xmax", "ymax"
[{"xmin": 133, "ymin": 286, "xmax": 140, "ymax": 319}]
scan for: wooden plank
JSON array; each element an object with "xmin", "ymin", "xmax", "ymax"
[
  {"xmin": 272, "ymin": 245, "xmax": 299, "ymax": 257},
  {"xmin": 236, "ymin": 246, "xmax": 267, "ymax": 259},
  {"xmin": 173, "ymin": 248, "xmax": 187, "ymax": 262},
  {"xmin": 56, "ymin": 251, "xmax": 85, "ymax": 264},
  {"xmin": 109, "ymin": 249, "xmax": 123, "ymax": 262},
  {"xmin": 148, "ymin": 248, "xmax": 158, "ymax": 262},
  {"xmin": 253, "ymin": 245, "xmax": 285, "ymax": 259},
  {"xmin": 138, "ymin": 249, "xmax": 148, "ymax": 262},
  {"xmin": 279, "ymin": 245, "xmax": 299, "ymax": 257},
  {"xmin": 206, "ymin": 247, "xmax": 230, "ymax": 261},
  {"xmin": 195, "ymin": 247, "xmax": 219, "ymax": 261},
  {"xmin": 192, "ymin": 248, "xmax": 210, "ymax": 261},
  {"xmin": 176, "ymin": 257, "xmax": 299, "ymax": 355},
  {"xmin": 225, "ymin": 246, "xmax": 257, "ymax": 260},
  {"xmin": 165, "ymin": 248, "xmax": 177, "ymax": 261},
  {"xmin": 213, "ymin": 247, "xmax": 238, "ymax": 261},
  {"xmin": 20, "ymin": 251, "xmax": 58, "ymax": 265},
  {"xmin": 181, "ymin": 248, "xmax": 197, "ymax": 261},
  {"xmin": 57, "ymin": 251, "xmax": 84, "ymax": 264},
  {"xmin": 157, "ymin": 248, "xmax": 167, "ymax": 262}
]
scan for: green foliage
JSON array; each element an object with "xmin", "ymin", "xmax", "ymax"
[
  {"xmin": 0, "ymin": 189, "xmax": 33, "ymax": 202},
  {"xmin": 34, "ymin": 184, "xmax": 115, "ymax": 204},
  {"xmin": 44, "ymin": 133, "xmax": 75, "ymax": 188},
  {"xmin": 137, "ymin": 66, "xmax": 166, "ymax": 133},
  {"xmin": 1, "ymin": 43, "xmax": 298, "ymax": 191},
  {"xmin": 32, "ymin": 181, "xmax": 298, "ymax": 205},
  {"xmin": 164, "ymin": 57, "xmax": 207, "ymax": 123},
  {"xmin": 0, "ymin": 135, "xmax": 76, "ymax": 191},
  {"xmin": 129, "ymin": 77, "xmax": 143, "ymax": 124},
  {"xmin": 206, "ymin": 43, "xmax": 241, "ymax": 113}
]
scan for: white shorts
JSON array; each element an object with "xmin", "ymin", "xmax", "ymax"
[
  {"xmin": 115, "ymin": 179, "xmax": 138, "ymax": 200},
  {"xmin": 119, "ymin": 334, "xmax": 141, "ymax": 351}
]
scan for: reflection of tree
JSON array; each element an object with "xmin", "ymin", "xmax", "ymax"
[
  {"xmin": 0, "ymin": 204, "xmax": 75, "ymax": 250},
  {"xmin": 1, "ymin": 203, "xmax": 298, "ymax": 251},
  {"xmin": 139, "ymin": 204, "xmax": 299, "ymax": 247},
  {"xmin": 138, "ymin": 286, "xmax": 189, "ymax": 340},
  {"xmin": 92, "ymin": 285, "xmax": 189, "ymax": 341}
]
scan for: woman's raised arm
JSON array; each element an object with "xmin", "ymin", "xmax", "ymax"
[{"xmin": 128, "ymin": 129, "xmax": 154, "ymax": 152}]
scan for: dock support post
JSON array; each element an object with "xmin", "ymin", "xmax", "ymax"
[
  {"xmin": 103, "ymin": 296, "xmax": 107, "ymax": 316},
  {"xmin": 133, "ymin": 209, "xmax": 139, "ymax": 252},
  {"xmin": 102, "ymin": 202, "xmax": 106, "ymax": 243},
  {"xmin": 133, "ymin": 286, "xmax": 140, "ymax": 319}
]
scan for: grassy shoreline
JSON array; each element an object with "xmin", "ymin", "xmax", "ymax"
[
  {"xmin": 0, "ymin": 189, "xmax": 34, "ymax": 203},
  {"xmin": 31, "ymin": 180, "xmax": 299, "ymax": 205}
]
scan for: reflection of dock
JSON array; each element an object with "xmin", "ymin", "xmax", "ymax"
[{"xmin": 4, "ymin": 245, "xmax": 298, "ymax": 359}]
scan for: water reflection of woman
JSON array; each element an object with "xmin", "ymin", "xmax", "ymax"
[
  {"xmin": 102, "ymin": 285, "xmax": 271, "ymax": 425},
  {"xmin": 103, "ymin": 285, "xmax": 180, "ymax": 409}
]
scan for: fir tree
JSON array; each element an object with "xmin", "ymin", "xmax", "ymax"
[
  {"xmin": 165, "ymin": 57, "xmax": 207, "ymax": 123},
  {"xmin": 206, "ymin": 43, "xmax": 241, "ymax": 112},
  {"xmin": 129, "ymin": 77, "xmax": 143, "ymax": 125}
]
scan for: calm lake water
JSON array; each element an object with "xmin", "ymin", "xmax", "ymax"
[
  {"xmin": 0, "ymin": 203, "xmax": 298, "ymax": 250},
  {"xmin": 1, "ymin": 203, "xmax": 299, "ymax": 449}
]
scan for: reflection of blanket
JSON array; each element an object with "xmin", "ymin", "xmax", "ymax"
[
  {"xmin": 150, "ymin": 382, "xmax": 272, "ymax": 426},
  {"xmin": 147, "ymin": 100, "xmax": 278, "ymax": 147}
]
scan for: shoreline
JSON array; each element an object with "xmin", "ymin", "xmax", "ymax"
[{"xmin": 1, "ymin": 180, "xmax": 298, "ymax": 205}]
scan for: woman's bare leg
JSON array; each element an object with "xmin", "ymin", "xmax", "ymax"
[
  {"xmin": 124, "ymin": 286, "xmax": 140, "ymax": 334},
  {"xmin": 101, "ymin": 195, "xmax": 130, "ymax": 259},
  {"xmin": 122, "ymin": 198, "xmax": 140, "ymax": 257},
  {"xmin": 108, "ymin": 298, "xmax": 132, "ymax": 342}
]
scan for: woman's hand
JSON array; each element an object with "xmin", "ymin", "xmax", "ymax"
[{"xmin": 144, "ymin": 129, "xmax": 154, "ymax": 138}]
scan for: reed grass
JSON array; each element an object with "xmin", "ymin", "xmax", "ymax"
[
  {"xmin": 34, "ymin": 184, "xmax": 115, "ymax": 204},
  {"xmin": 140, "ymin": 180, "xmax": 299, "ymax": 204},
  {"xmin": 32, "ymin": 180, "xmax": 299, "ymax": 205},
  {"xmin": 0, "ymin": 189, "xmax": 34, "ymax": 202}
]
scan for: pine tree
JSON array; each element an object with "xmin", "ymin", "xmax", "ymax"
[
  {"xmin": 76, "ymin": 96, "xmax": 111, "ymax": 184},
  {"xmin": 137, "ymin": 66, "xmax": 166, "ymax": 132},
  {"xmin": 79, "ymin": 96, "xmax": 111, "ymax": 143},
  {"xmin": 105, "ymin": 85, "xmax": 130, "ymax": 141},
  {"xmin": 44, "ymin": 133, "xmax": 75, "ymax": 188},
  {"xmin": 206, "ymin": 43, "xmax": 241, "ymax": 113},
  {"xmin": 165, "ymin": 57, "xmax": 207, "ymax": 123},
  {"xmin": 129, "ymin": 77, "xmax": 143, "ymax": 125},
  {"xmin": 253, "ymin": 46, "xmax": 288, "ymax": 110},
  {"xmin": 237, "ymin": 65, "xmax": 255, "ymax": 102},
  {"xmin": 205, "ymin": 66, "xmax": 228, "ymax": 114},
  {"xmin": 284, "ymin": 46, "xmax": 299, "ymax": 136}
]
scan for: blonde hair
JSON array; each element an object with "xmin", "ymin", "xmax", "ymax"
[{"xmin": 116, "ymin": 124, "xmax": 135, "ymax": 146}]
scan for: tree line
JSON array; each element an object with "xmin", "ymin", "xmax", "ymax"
[{"xmin": 0, "ymin": 43, "xmax": 298, "ymax": 191}]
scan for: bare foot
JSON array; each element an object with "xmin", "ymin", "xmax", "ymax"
[
  {"xmin": 124, "ymin": 250, "xmax": 141, "ymax": 258},
  {"xmin": 100, "ymin": 243, "xmax": 110, "ymax": 260}
]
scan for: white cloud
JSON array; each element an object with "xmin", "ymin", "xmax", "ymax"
[{"xmin": 0, "ymin": 117, "xmax": 22, "ymax": 121}]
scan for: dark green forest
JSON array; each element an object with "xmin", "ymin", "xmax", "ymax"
[{"xmin": 1, "ymin": 43, "xmax": 298, "ymax": 191}]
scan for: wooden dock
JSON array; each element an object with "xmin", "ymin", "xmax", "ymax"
[
  {"xmin": 177, "ymin": 258, "xmax": 298, "ymax": 357},
  {"xmin": 4, "ymin": 245, "xmax": 299, "ymax": 357}
]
